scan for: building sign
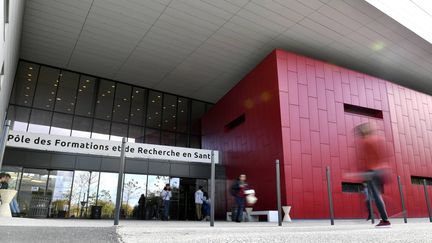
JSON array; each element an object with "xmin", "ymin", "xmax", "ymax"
[{"xmin": 6, "ymin": 131, "xmax": 218, "ymax": 164}]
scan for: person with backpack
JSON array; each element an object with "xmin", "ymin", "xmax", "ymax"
[{"xmin": 231, "ymin": 174, "xmax": 247, "ymax": 222}]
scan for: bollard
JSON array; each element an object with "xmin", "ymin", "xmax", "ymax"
[
  {"xmin": 423, "ymin": 179, "xmax": 432, "ymax": 223},
  {"xmin": 276, "ymin": 159, "xmax": 282, "ymax": 226},
  {"xmin": 326, "ymin": 166, "xmax": 334, "ymax": 225},
  {"xmin": 397, "ymin": 176, "xmax": 407, "ymax": 223}
]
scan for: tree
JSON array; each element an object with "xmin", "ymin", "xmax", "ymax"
[{"xmin": 122, "ymin": 179, "xmax": 142, "ymax": 217}]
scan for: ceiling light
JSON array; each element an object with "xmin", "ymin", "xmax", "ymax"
[
  {"xmin": 27, "ymin": 74, "xmax": 32, "ymax": 77},
  {"xmin": 46, "ymin": 105, "xmax": 50, "ymax": 108},
  {"xmin": 123, "ymin": 98, "xmax": 127, "ymax": 101},
  {"xmin": 131, "ymin": 114, "xmax": 134, "ymax": 116},
  {"xmin": 148, "ymin": 117, "xmax": 151, "ymax": 120},
  {"xmin": 25, "ymin": 94, "xmax": 29, "ymax": 97},
  {"xmin": 48, "ymin": 99, "xmax": 52, "ymax": 101},
  {"xmin": 117, "ymin": 104, "xmax": 120, "ymax": 107},
  {"xmin": 152, "ymin": 100, "xmax": 155, "ymax": 103},
  {"xmin": 137, "ymin": 108, "xmax": 140, "ymax": 111},
  {"xmin": 163, "ymin": 107, "xmax": 166, "ymax": 109},
  {"xmin": 59, "ymin": 73, "xmax": 63, "ymax": 77},
  {"xmin": 171, "ymin": 104, "xmax": 175, "ymax": 107},
  {"xmin": 57, "ymin": 98, "xmax": 61, "ymax": 101},
  {"xmin": 51, "ymin": 92, "xmax": 55, "ymax": 95},
  {"xmin": 29, "ymin": 66, "xmax": 33, "ymax": 70},
  {"xmin": 56, "ymin": 80, "xmax": 59, "ymax": 83},
  {"xmin": 88, "ymin": 112, "xmax": 91, "ymax": 115},
  {"xmin": 106, "ymin": 115, "xmax": 110, "ymax": 118},
  {"xmin": 172, "ymin": 115, "xmax": 176, "ymax": 118},
  {"xmin": 83, "ymin": 85, "xmax": 86, "ymax": 88},
  {"xmin": 155, "ymin": 112, "xmax": 158, "ymax": 115},
  {"xmin": 67, "ymin": 108, "xmax": 71, "ymax": 111},
  {"xmin": 24, "ymin": 101, "xmax": 28, "ymax": 104},
  {"xmin": 112, "ymin": 85, "xmax": 115, "ymax": 88},
  {"xmin": 54, "ymin": 84, "xmax": 58, "ymax": 87},
  {"xmin": 135, "ymin": 90, "xmax": 139, "ymax": 94},
  {"xmin": 26, "ymin": 86, "xmax": 30, "ymax": 90},
  {"xmin": 165, "ymin": 120, "xmax": 168, "ymax": 123},
  {"xmin": 102, "ymin": 94, "xmax": 105, "ymax": 97},
  {"xmin": 178, "ymin": 100, "xmax": 182, "ymax": 103},
  {"xmin": 86, "ymin": 79, "xmax": 90, "ymax": 83},
  {"xmin": 97, "ymin": 100, "xmax": 100, "ymax": 104},
  {"xmin": 27, "ymin": 78, "xmax": 31, "ymax": 81},
  {"xmin": 79, "ymin": 89, "xmax": 82, "ymax": 92},
  {"xmin": 107, "ymin": 91, "xmax": 111, "ymax": 94},
  {"xmin": 157, "ymin": 95, "xmax": 161, "ymax": 98},
  {"xmin": 181, "ymin": 110, "xmax": 184, "ymax": 113},
  {"xmin": 124, "ymin": 118, "xmax": 128, "ymax": 121}
]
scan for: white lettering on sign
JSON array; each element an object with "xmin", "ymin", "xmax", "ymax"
[{"xmin": 6, "ymin": 131, "xmax": 218, "ymax": 164}]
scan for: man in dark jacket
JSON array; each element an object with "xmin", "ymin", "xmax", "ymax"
[{"xmin": 231, "ymin": 174, "xmax": 247, "ymax": 222}]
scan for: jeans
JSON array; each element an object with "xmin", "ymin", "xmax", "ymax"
[
  {"xmin": 367, "ymin": 171, "xmax": 389, "ymax": 221},
  {"xmin": 163, "ymin": 200, "xmax": 170, "ymax": 220},
  {"xmin": 10, "ymin": 198, "xmax": 20, "ymax": 214},
  {"xmin": 235, "ymin": 197, "xmax": 245, "ymax": 222}
]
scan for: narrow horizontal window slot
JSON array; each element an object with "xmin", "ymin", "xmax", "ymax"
[
  {"xmin": 411, "ymin": 176, "xmax": 432, "ymax": 186},
  {"xmin": 225, "ymin": 114, "xmax": 245, "ymax": 132},
  {"xmin": 342, "ymin": 182, "xmax": 363, "ymax": 193},
  {"xmin": 344, "ymin": 103, "xmax": 383, "ymax": 118}
]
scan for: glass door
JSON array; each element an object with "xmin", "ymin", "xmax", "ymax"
[
  {"xmin": 17, "ymin": 168, "xmax": 49, "ymax": 217},
  {"xmin": 46, "ymin": 170, "xmax": 74, "ymax": 218},
  {"xmin": 70, "ymin": 171, "xmax": 100, "ymax": 218}
]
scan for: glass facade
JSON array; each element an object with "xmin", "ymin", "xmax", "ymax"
[
  {"xmin": 1, "ymin": 166, "xmax": 209, "ymax": 220},
  {"xmin": 7, "ymin": 61, "xmax": 213, "ymax": 148}
]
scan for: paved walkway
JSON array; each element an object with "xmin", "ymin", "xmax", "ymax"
[{"xmin": 1, "ymin": 218, "xmax": 432, "ymax": 243}]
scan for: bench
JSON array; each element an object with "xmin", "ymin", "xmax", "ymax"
[{"xmin": 226, "ymin": 206, "xmax": 291, "ymax": 222}]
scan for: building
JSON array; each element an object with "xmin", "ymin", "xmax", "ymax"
[{"xmin": 0, "ymin": 0, "xmax": 431, "ymax": 220}]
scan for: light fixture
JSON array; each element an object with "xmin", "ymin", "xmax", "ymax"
[
  {"xmin": 172, "ymin": 115, "xmax": 175, "ymax": 118},
  {"xmin": 88, "ymin": 112, "xmax": 91, "ymax": 115},
  {"xmin": 112, "ymin": 85, "xmax": 115, "ymax": 88},
  {"xmin": 165, "ymin": 120, "xmax": 168, "ymax": 123},
  {"xmin": 102, "ymin": 94, "xmax": 105, "ymax": 97},
  {"xmin": 57, "ymin": 98, "xmax": 61, "ymax": 101},
  {"xmin": 135, "ymin": 90, "xmax": 139, "ymax": 93},
  {"xmin": 178, "ymin": 100, "xmax": 182, "ymax": 103},
  {"xmin": 117, "ymin": 104, "xmax": 120, "ymax": 107},
  {"xmin": 157, "ymin": 95, "xmax": 161, "ymax": 98},
  {"xmin": 27, "ymin": 74, "xmax": 32, "ymax": 77},
  {"xmin": 123, "ymin": 98, "xmax": 127, "ymax": 101},
  {"xmin": 48, "ymin": 99, "xmax": 52, "ymax": 101},
  {"xmin": 24, "ymin": 100, "xmax": 28, "ymax": 104},
  {"xmin": 54, "ymin": 84, "xmax": 58, "ymax": 87},
  {"xmin": 59, "ymin": 73, "xmax": 63, "ymax": 77},
  {"xmin": 51, "ymin": 92, "xmax": 55, "ymax": 95},
  {"xmin": 97, "ymin": 100, "xmax": 100, "ymax": 104},
  {"xmin": 56, "ymin": 79, "xmax": 59, "ymax": 83},
  {"xmin": 27, "ymin": 78, "xmax": 31, "ymax": 81},
  {"xmin": 46, "ymin": 105, "xmax": 50, "ymax": 108},
  {"xmin": 181, "ymin": 110, "xmax": 184, "ymax": 113},
  {"xmin": 83, "ymin": 85, "xmax": 86, "ymax": 88},
  {"xmin": 131, "ymin": 114, "xmax": 134, "ymax": 116},
  {"xmin": 152, "ymin": 100, "xmax": 155, "ymax": 103},
  {"xmin": 79, "ymin": 89, "xmax": 82, "ymax": 92},
  {"xmin": 67, "ymin": 108, "xmax": 71, "ymax": 111},
  {"xmin": 155, "ymin": 112, "xmax": 158, "ymax": 115},
  {"xmin": 26, "ymin": 86, "xmax": 30, "ymax": 90},
  {"xmin": 107, "ymin": 91, "xmax": 111, "ymax": 94},
  {"xmin": 148, "ymin": 117, "xmax": 152, "ymax": 120},
  {"xmin": 163, "ymin": 106, "xmax": 166, "ymax": 109},
  {"xmin": 124, "ymin": 118, "xmax": 128, "ymax": 121},
  {"xmin": 29, "ymin": 66, "xmax": 33, "ymax": 70},
  {"xmin": 25, "ymin": 94, "xmax": 29, "ymax": 97},
  {"xmin": 86, "ymin": 79, "xmax": 90, "ymax": 83},
  {"xmin": 106, "ymin": 115, "xmax": 110, "ymax": 118},
  {"xmin": 137, "ymin": 108, "xmax": 140, "ymax": 111},
  {"xmin": 70, "ymin": 102, "xmax": 74, "ymax": 105},
  {"xmin": 171, "ymin": 104, "xmax": 175, "ymax": 107}
]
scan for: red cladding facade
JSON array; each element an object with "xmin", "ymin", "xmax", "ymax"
[{"xmin": 202, "ymin": 50, "xmax": 432, "ymax": 219}]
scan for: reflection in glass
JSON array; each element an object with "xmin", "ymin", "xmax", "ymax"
[
  {"xmin": 122, "ymin": 174, "xmax": 147, "ymax": 218},
  {"xmin": 0, "ymin": 166, "xmax": 22, "ymax": 190},
  {"xmin": 7, "ymin": 105, "xmax": 30, "ymax": 131},
  {"xmin": 161, "ymin": 132, "xmax": 175, "ymax": 146},
  {"xmin": 97, "ymin": 172, "xmax": 118, "ymax": 218},
  {"xmin": 9, "ymin": 62, "xmax": 39, "ymax": 107},
  {"xmin": 75, "ymin": 76, "xmax": 96, "ymax": 117},
  {"xmin": 175, "ymin": 133, "xmax": 188, "ymax": 147},
  {"xmin": 17, "ymin": 169, "xmax": 49, "ymax": 217},
  {"xmin": 50, "ymin": 113, "xmax": 72, "ymax": 136},
  {"xmin": 146, "ymin": 175, "xmax": 169, "ymax": 220},
  {"xmin": 32, "ymin": 66, "xmax": 60, "ymax": 111},
  {"xmin": 28, "ymin": 109, "xmax": 52, "ymax": 134},
  {"xmin": 54, "ymin": 71, "xmax": 79, "ymax": 114},
  {"xmin": 70, "ymin": 171, "xmax": 99, "ymax": 218},
  {"xmin": 95, "ymin": 80, "xmax": 115, "ymax": 120},
  {"xmin": 47, "ymin": 170, "xmax": 73, "ymax": 218}
]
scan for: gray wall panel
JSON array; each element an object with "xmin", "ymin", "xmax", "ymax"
[
  {"xmin": 148, "ymin": 161, "xmax": 170, "ymax": 175},
  {"xmin": 100, "ymin": 157, "xmax": 120, "ymax": 172},
  {"xmin": 51, "ymin": 154, "xmax": 76, "ymax": 170},
  {"xmin": 170, "ymin": 163, "xmax": 189, "ymax": 177},
  {"xmin": 190, "ymin": 164, "xmax": 210, "ymax": 178},
  {"xmin": 25, "ymin": 151, "xmax": 51, "ymax": 168},
  {"xmin": 125, "ymin": 159, "xmax": 148, "ymax": 174},
  {"xmin": 76, "ymin": 156, "xmax": 101, "ymax": 171},
  {"xmin": 3, "ymin": 149, "xmax": 26, "ymax": 165}
]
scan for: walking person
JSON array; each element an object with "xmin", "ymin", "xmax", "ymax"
[
  {"xmin": 202, "ymin": 191, "xmax": 211, "ymax": 221},
  {"xmin": 160, "ymin": 184, "xmax": 171, "ymax": 220},
  {"xmin": 355, "ymin": 123, "xmax": 391, "ymax": 228},
  {"xmin": 194, "ymin": 185, "xmax": 204, "ymax": 220},
  {"xmin": 0, "ymin": 173, "xmax": 20, "ymax": 217},
  {"xmin": 231, "ymin": 174, "xmax": 247, "ymax": 222},
  {"xmin": 137, "ymin": 194, "xmax": 146, "ymax": 220},
  {"xmin": 363, "ymin": 182, "xmax": 375, "ymax": 221}
]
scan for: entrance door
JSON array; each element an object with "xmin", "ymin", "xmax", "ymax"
[
  {"xmin": 178, "ymin": 178, "xmax": 196, "ymax": 220},
  {"xmin": 17, "ymin": 168, "xmax": 50, "ymax": 217}
]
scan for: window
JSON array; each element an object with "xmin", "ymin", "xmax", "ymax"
[
  {"xmin": 176, "ymin": 97, "xmax": 189, "ymax": 133},
  {"xmin": 344, "ymin": 104, "xmax": 383, "ymax": 119},
  {"xmin": 175, "ymin": 133, "xmax": 188, "ymax": 147},
  {"xmin": 145, "ymin": 128, "xmax": 160, "ymax": 145},
  {"xmin": 54, "ymin": 71, "xmax": 79, "ymax": 114},
  {"xmin": 71, "ymin": 116, "xmax": 92, "ymax": 138},
  {"xmin": 190, "ymin": 100, "xmax": 206, "ymax": 135},
  {"xmin": 33, "ymin": 66, "xmax": 60, "ymax": 111},
  {"xmin": 75, "ymin": 76, "xmax": 96, "ymax": 117},
  {"xmin": 50, "ymin": 113, "xmax": 72, "ymax": 136},
  {"xmin": 9, "ymin": 62, "xmax": 39, "ymax": 107},
  {"xmin": 411, "ymin": 176, "xmax": 432, "ymax": 186},
  {"xmin": 128, "ymin": 125, "xmax": 144, "ymax": 143},
  {"xmin": 147, "ymin": 91, "xmax": 162, "ymax": 128},
  {"xmin": 342, "ymin": 182, "xmax": 363, "ymax": 193},
  {"xmin": 112, "ymin": 83, "xmax": 131, "ymax": 123},
  {"xmin": 92, "ymin": 119, "xmax": 110, "ymax": 140},
  {"xmin": 162, "ymin": 94, "xmax": 177, "ymax": 132},
  {"xmin": 7, "ymin": 105, "xmax": 30, "ymax": 131},
  {"xmin": 129, "ymin": 87, "xmax": 147, "ymax": 126},
  {"xmin": 110, "ymin": 122, "xmax": 127, "ymax": 141},
  {"xmin": 225, "ymin": 114, "xmax": 245, "ymax": 131},
  {"xmin": 28, "ymin": 109, "xmax": 52, "ymax": 134},
  {"xmin": 94, "ymin": 80, "xmax": 115, "ymax": 120},
  {"xmin": 161, "ymin": 131, "xmax": 175, "ymax": 146}
]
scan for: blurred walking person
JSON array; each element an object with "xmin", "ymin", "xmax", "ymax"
[
  {"xmin": 160, "ymin": 184, "xmax": 171, "ymax": 220},
  {"xmin": 231, "ymin": 174, "xmax": 247, "ymax": 222},
  {"xmin": 355, "ymin": 123, "xmax": 391, "ymax": 228},
  {"xmin": 195, "ymin": 185, "xmax": 204, "ymax": 220}
]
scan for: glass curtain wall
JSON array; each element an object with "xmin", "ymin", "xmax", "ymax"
[{"xmin": 7, "ymin": 61, "xmax": 213, "ymax": 148}]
